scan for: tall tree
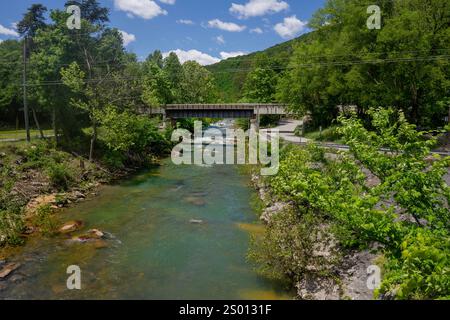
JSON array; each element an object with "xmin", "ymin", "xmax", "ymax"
[
  {"xmin": 17, "ymin": 4, "xmax": 49, "ymax": 139},
  {"xmin": 180, "ymin": 61, "xmax": 218, "ymax": 103},
  {"xmin": 243, "ymin": 53, "xmax": 278, "ymax": 103},
  {"xmin": 17, "ymin": 4, "xmax": 48, "ymax": 38},
  {"xmin": 65, "ymin": 0, "xmax": 109, "ymax": 25},
  {"xmin": 163, "ymin": 52, "xmax": 183, "ymax": 100},
  {"xmin": 146, "ymin": 50, "xmax": 164, "ymax": 69}
]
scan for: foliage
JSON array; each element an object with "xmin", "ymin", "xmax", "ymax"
[
  {"xmin": 96, "ymin": 106, "xmax": 170, "ymax": 167},
  {"xmin": 257, "ymin": 108, "xmax": 450, "ymax": 299},
  {"xmin": 278, "ymin": 0, "xmax": 450, "ymax": 127},
  {"xmin": 34, "ymin": 204, "xmax": 57, "ymax": 235},
  {"xmin": 207, "ymin": 33, "xmax": 312, "ymax": 102},
  {"xmin": 242, "ymin": 54, "xmax": 279, "ymax": 103},
  {"xmin": 47, "ymin": 162, "xmax": 73, "ymax": 190}
]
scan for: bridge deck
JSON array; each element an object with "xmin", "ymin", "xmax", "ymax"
[{"xmin": 141, "ymin": 103, "xmax": 287, "ymax": 119}]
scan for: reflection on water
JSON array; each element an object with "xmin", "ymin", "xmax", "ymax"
[{"xmin": 1, "ymin": 158, "xmax": 289, "ymax": 300}]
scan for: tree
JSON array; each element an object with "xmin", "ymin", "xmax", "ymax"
[
  {"xmin": 65, "ymin": 0, "xmax": 109, "ymax": 25},
  {"xmin": 17, "ymin": 4, "xmax": 49, "ymax": 139},
  {"xmin": 142, "ymin": 61, "xmax": 173, "ymax": 107},
  {"xmin": 146, "ymin": 50, "xmax": 164, "ymax": 69},
  {"xmin": 17, "ymin": 4, "xmax": 48, "ymax": 38},
  {"xmin": 163, "ymin": 52, "xmax": 183, "ymax": 101},
  {"xmin": 243, "ymin": 54, "xmax": 279, "ymax": 103},
  {"xmin": 0, "ymin": 41, "xmax": 22, "ymax": 126},
  {"xmin": 180, "ymin": 61, "xmax": 218, "ymax": 103}
]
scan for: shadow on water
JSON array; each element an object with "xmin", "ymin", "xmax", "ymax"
[{"xmin": 1, "ymin": 157, "xmax": 290, "ymax": 300}]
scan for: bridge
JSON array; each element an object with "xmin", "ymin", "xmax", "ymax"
[{"xmin": 140, "ymin": 103, "xmax": 288, "ymax": 128}]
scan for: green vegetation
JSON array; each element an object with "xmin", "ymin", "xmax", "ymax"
[
  {"xmin": 251, "ymin": 108, "xmax": 450, "ymax": 299},
  {"xmin": 302, "ymin": 126, "xmax": 343, "ymax": 143},
  {"xmin": 207, "ymin": 33, "xmax": 313, "ymax": 102},
  {"xmin": 278, "ymin": 0, "xmax": 450, "ymax": 129},
  {"xmin": 0, "ymin": 129, "xmax": 53, "ymax": 141}
]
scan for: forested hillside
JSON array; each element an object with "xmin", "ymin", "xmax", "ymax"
[{"xmin": 207, "ymin": 33, "xmax": 313, "ymax": 102}]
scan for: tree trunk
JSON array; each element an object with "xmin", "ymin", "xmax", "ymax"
[
  {"xmin": 52, "ymin": 107, "xmax": 58, "ymax": 146},
  {"xmin": 89, "ymin": 118, "xmax": 97, "ymax": 162},
  {"xmin": 31, "ymin": 107, "xmax": 44, "ymax": 139}
]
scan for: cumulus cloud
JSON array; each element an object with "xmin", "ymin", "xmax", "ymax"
[
  {"xmin": 162, "ymin": 49, "xmax": 248, "ymax": 65},
  {"xmin": 274, "ymin": 15, "xmax": 307, "ymax": 39},
  {"xmin": 119, "ymin": 30, "xmax": 136, "ymax": 46},
  {"xmin": 220, "ymin": 51, "xmax": 247, "ymax": 60},
  {"xmin": 230, "ymin": 0, "xmax": 289, "ymax": 19},
  {"xmin": 114, "ymin": 0, "xmax": 167, "ymax": 20},
  {"xmin": 208, "ymin": 19, "xmax": 246, "ymax": 32},
  {"xmin": 250, "ymin": 27, "xmax": 263, "ymax": 34},
  {"xmin": 177, "ymin": 19, "xmax": 194, "ymax": 25},
  {"xmin": 159, "ymin": 0, "xmax": 175, "ymax": 4},
  {"xmin": 163, "ymin": 49, "xmax": 220, "ymax": 65},
  {"xmin": 0, "ymin": 24, "xmax": 19, "ymax": 37}
]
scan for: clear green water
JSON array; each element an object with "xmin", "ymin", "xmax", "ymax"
[{"xmin": 2, "ymin": 159, "xmax": 288, "ymax": 300}]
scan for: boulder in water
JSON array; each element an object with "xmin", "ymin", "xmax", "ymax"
[
  {"xmin": 59, "ymin": 220, "xmax": 83, "ymax": 234},
  {"xmin": 71, "ymin": 229, "xmax": 106, "ymax": 242}
]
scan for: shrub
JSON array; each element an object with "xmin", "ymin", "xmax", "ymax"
[
  {"xmin": 34, "ymin": 204, "xmax": 57, "ymax": 235},
  {"xmin": 47, "ymin": 163, "xmax": 73, "ymax": 190}
]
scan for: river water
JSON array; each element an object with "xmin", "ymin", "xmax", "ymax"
[{"xmin": 1, "ymin": 157, "xmax": 288, "ymax": 300}]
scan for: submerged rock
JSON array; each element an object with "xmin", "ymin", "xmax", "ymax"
[
  {"xmin": 189, "ymin": 219, "xmax": 204, "ymax": 224},
  {"xmin": 59, "ymin": 220, "xmax": 83, "ymax": 234},
  {"xmin": 184, "ymin": 196, "xmax": 206, "ymax": 206},
  {"xmin": 71, "ymin": 229, "xmax": 106, "ymax": 243},
  {"xmin": 0, "ymin": 263, "xmax": 21, "ymax": 279}
]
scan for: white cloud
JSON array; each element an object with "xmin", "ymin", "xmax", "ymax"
[
  {"xmin": 0, "ymin": 24, "xmax": 19, "ymax": 37},
  {"xmin": 177, "ymin": 19, "xmax": 194, "ymax": 25},
  {"xmin": 208, "ymin": 19, "xmax": 246, "ymax": 32},
  {"xmin": 159, "ymin": 0, "xmax": 175, "ymax": 4},
  {"xmin": 114, "ymin": 0, "xmax": 167, "ymax": 20},
  {"xmin": 250, "ymin": 27, "xmax": 263, "ymax": 34},
  {"xmin": 163, "ymin": 49, "xmax": 248, "ymax": 65},
  {"xmin": 163, "ymin": 49, "xmax": 220, "ymax": 65},
  {"xmin": 220, "ymin": 51, "xmax": 247, "ymax": 60},
  {"xmin": 119, "ymin": 30, "xmax": 136, "ymax": 46},
  {"xmin": 215, "ymin": 35, "xmax": 225, "ymax": 45},
  {"xmin": 230, "ymin": 0, "xmax": 289, "ymax": 19},
  {"xmin": 274, "ymin": 15, "xmax": 307, "ymax": 39}
]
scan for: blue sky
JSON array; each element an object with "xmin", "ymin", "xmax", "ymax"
[{"xmin": 0, "ymin": 0, "xmax": 326, "ymax": 64}]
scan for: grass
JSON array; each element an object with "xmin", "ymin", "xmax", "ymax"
[
  {"xmin": 302, "ymin": 126, "xmax": 343, "ymax": 143},
  {"xmin": 0, "ymin": 129, "xmax": 54, "ymax": 141}
]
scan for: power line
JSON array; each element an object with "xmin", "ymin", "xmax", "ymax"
[{"xmin": 9, "ymin": 54, "xmax": 449, "ymax": 87}]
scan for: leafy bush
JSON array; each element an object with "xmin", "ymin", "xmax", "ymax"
[
  {"xmin": 47, "ymin": 163, "xmax": 73, "ymax": 190},
  {"xmin": 0, "ymin": 210, "xmax": 24, "ymax": 246},
  {"xmin": 97, "ymin": 107, "xmax": 170, "ymax": 167},
  {"xmin": 34, "ymin": 204, "xmax": 57, "ymax": 235}
]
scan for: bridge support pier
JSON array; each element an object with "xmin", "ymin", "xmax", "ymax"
[{"xmin": 250, "ymin": 117, "xmax": 260, "ymax": 131}]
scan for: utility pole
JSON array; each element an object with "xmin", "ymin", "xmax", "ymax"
[{"xmin": 22, "ymin": 36, "xmax": 30, "ymax": 142}]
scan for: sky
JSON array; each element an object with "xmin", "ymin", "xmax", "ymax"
[{"xmin": 0, "ymin": 0, "xmax": 326, "ymax": 65}]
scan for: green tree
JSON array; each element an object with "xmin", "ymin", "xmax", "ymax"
[
  {"xmin": 142, "ymin": 61, "xmax": 173, "ymax": 107},
  {"xmin": 163, "ymin": 52, "xmax": 183, "ymax": 101},
  {"xmin": 146, "ymin": 50, "xmax": 164, "ymax": 69},
  {"xmin": 180, "ymin": 61, "xmax": 218, "ymax": 103},
  {"xmin": 243, "ymin": 53, "xmax": 280, "ymax": 103}
]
